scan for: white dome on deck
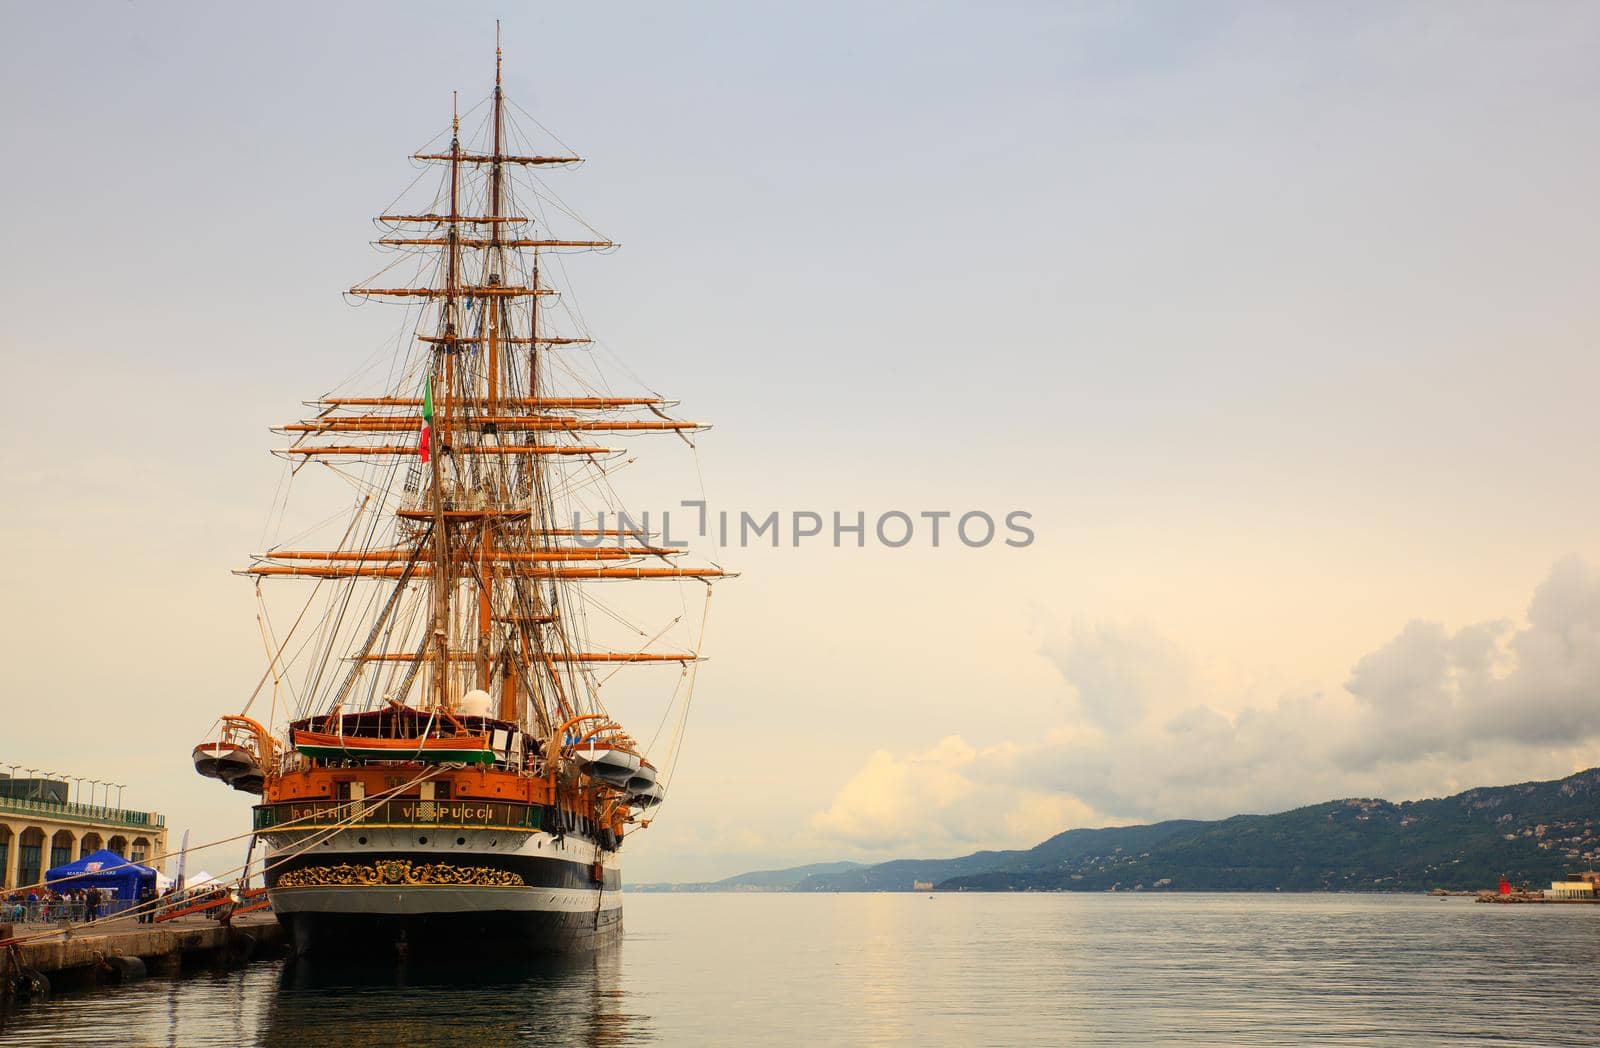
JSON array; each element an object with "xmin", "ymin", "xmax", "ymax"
[{"xmin": 460, "ymin": 689, "xmax": 493, "ymax": 717}]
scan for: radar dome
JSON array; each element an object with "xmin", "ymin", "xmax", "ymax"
[{"xmin": 460, "ymin": 689, "xmax": 493, "ymax": 717}]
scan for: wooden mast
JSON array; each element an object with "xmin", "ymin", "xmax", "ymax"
[
  {"xmin": 489, "ymin": 25, "xmax": 505, "ymax": 399},
  {"xmin": 429, "ymin": 93, "xmax": 461, "ymax": 711},
  {"xmin": 486, "ymin": 24, "xmax": 509, "ymax": 717}
]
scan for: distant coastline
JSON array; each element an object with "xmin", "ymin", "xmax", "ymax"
[{"xmin": 635, "ymin": 768, "xmax": 1600, "ymax": 895}]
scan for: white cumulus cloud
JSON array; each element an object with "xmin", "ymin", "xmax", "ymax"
[
  {"xmin": 809, "ymin": 736, "xmax": 1096, "ymax": 852},
  {"xmin": 810, "ymin": 556, "xmax": 1600, "ymax": 855}
]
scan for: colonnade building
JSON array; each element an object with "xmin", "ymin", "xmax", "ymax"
[{"xmin": 0, "ymin": 771, "xmax": 167, "ymax": 890}]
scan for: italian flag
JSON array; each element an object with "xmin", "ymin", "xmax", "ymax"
[{"xmin": 419, "ymin": 374, "xmax": 434, "ymax": 465}]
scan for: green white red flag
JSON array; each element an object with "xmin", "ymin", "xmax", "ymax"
[{"xmin": 419, "ymin": 374, "xmax": 434, "ymax": 465}]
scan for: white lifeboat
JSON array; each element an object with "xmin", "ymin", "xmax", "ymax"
[
  {"xmin": 229, "ymin": 766, "xmax": 265, "ymax": 795},
  {"xmin": 192, "ymin": 716, "xmax": 273, "ymax": 794},
  {"xmin": 193, "ymin": 741, "xmax": 254, "ymax": 782},
  {"xmin": 629, "ymin": 782, "xmax": 664, "ymax": 809},
  {"xmin": 625, "ymin": 760, "xmax": 658, "ymax": 793},
  {"xmin": 571, "ymin": 740, "xmax": 642, "ymax": 785}
]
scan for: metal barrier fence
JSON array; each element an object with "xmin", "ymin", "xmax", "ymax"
[
  {"xmin": 1, "ymin": 892, "xmax": 247, "ymax": 927},
  {"xmin": 1, "ymin": 897, "xmax": 148, "ymax": 925}
]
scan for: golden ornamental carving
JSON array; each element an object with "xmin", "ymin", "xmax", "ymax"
[{"xmin": 276, "ymin": 860, "xmax": 525, "ymax": 888}]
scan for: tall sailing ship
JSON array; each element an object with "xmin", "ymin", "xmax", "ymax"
[{"xmin": 191, "ymin": 37, "xmax": 726, "ymax": 955}]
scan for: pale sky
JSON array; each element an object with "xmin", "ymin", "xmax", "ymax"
[{"xmin": 3, "ymin": 2, "xmax": 1600, "ymax": 882}]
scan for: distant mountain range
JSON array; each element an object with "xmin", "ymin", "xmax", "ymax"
[
  {"xmin": 631, "ymin": 860, "xmax": 865, "ymax": 893},
  {"xmin": 636, "ymin": 768, "xmax": 1600, "ymax": 893}
]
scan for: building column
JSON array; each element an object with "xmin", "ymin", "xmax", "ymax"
[{"xmin": 3, "ymin": 819, "xmax": 19, "ymax": 889}]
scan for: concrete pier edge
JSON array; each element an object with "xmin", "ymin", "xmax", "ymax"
[{"xmin": 1, "ymin": 914, "xmax": 284, "ymax": 1002}]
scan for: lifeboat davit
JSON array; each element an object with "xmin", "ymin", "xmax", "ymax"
[
  {"xmin": 193, "ymin": 741, "xmax": 254, "ymax": 782},
  {"xmin": 572, "ymin": 740, "xmax": 642, "ymax": 785}
]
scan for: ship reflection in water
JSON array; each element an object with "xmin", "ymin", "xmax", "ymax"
[{"xmin": 259, "ymin": 949, "xmax": 644, "ymax": 1048}]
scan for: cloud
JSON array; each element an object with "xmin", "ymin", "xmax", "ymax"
[
  {"xmin": 810, "ymin": 556, "xmax": 1600, "ymax": 854},
  {"xmin": 1340, "ymin": 555, "xmax": 1600, "ymax": 765},
  {"xmin": 1040, "ymin": 620, "xmax": 1192, "ymax": 733},
  {"xmin": 809, "ymin": 736, "xmax": 1095, "ymax": 852}
]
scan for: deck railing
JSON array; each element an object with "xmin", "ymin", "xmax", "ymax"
[{"xmin": 0, "ymin": 795, "xmax": 166, "ymax": 829}]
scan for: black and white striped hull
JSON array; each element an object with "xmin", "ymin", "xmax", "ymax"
[{"xmin": 262, "ymin": 826, "xmax": 622, "ymax": 956}]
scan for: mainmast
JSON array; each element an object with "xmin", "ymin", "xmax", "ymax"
[
  {"xmin": 429, "ymin": 94, "xmax": 462, "ymax": 710},
  {"xmin": 486, "ymin": 23, "xmax": 508, "ymax": 719}
]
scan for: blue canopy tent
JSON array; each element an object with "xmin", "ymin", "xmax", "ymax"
[{"xmin": 46, "ymin": 849, "xmax": 157, "ymax": 902}]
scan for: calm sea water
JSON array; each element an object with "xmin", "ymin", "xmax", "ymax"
[{"xmin": 4, "ymin": 893, "xmax": 1599, "ymax": 1046}]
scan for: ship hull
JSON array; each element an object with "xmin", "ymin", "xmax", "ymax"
[
  {"xmin": 262, "ymin": 828, "xmax": 622, "ymax": 957},
  {"xmin": 276, "ymin": 897, "xmax": 622, "ymax": 956}
]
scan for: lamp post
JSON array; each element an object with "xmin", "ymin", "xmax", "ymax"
[
  {"xmin": 88, "ymin": 779, "xmax": 104, "ymax": 811},
  {"xmin": 113, "ymin": 783, "xmax": 126, "ymax": 811}
]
